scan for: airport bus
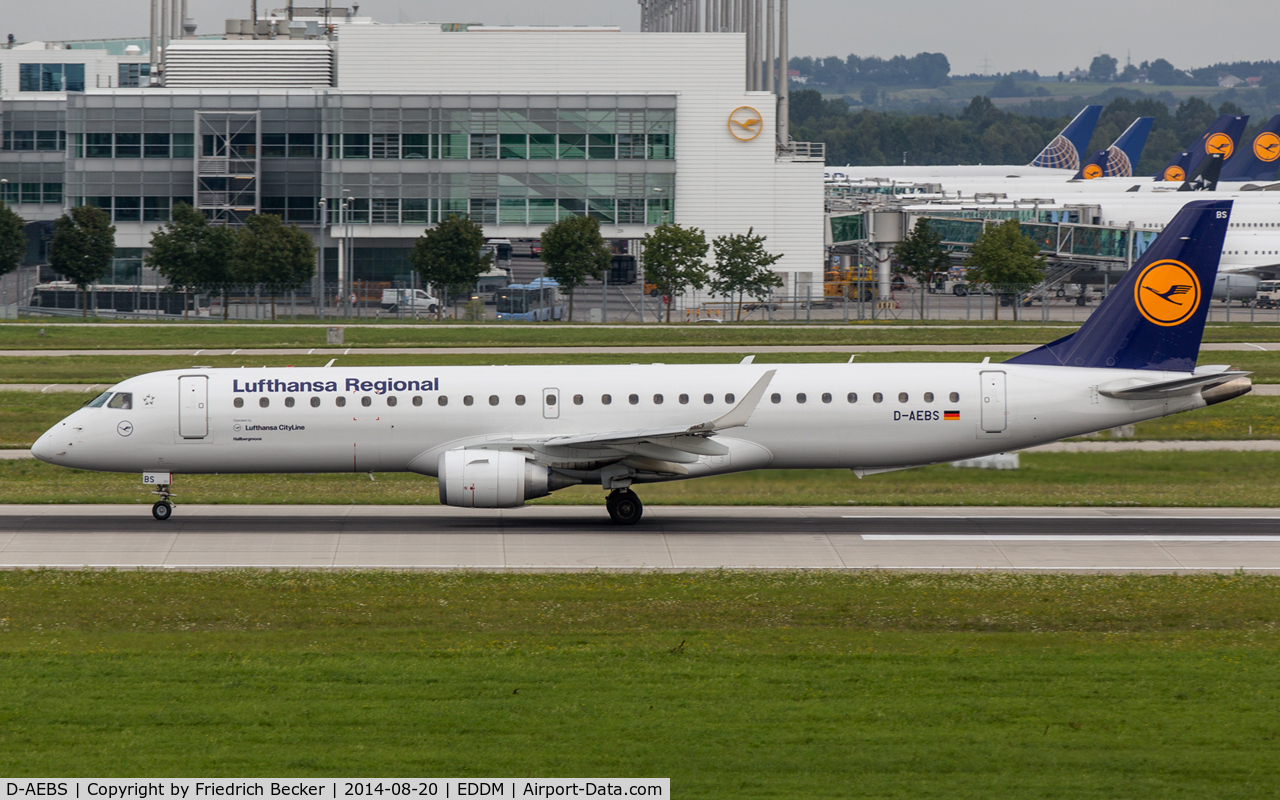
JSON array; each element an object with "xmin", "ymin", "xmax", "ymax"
[{"xmin": 495, "ymin": 278, "xmax": 564, "ymax": 321}]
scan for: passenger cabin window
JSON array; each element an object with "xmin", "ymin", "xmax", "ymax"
[
  {"xmin": 573, "ymin": 395, "xmax": 584, "ymax": 405},
  {"xmin": 86, "ymin": 392, "xmax": 112, "ymax": 408},
  {"xmin": 234, "ymin": 397, "xmax": 244, "ymax": 408},
  {"xmin": 387, "ymin": 396, "xmax": 398, "ymax": 407},
  {"xmin": 285, "ymin": 397, "xmax": 295, "ymax": 408},
  {"xmin": 898, "ymin": 393, "xmax": 908, "ymax": 403},
  {"xmin": 545, "ymin": 394, "xmax": 556, "ymax": 406},
  {"xmin": 725, "ymin": 393, "xmax": 735, "ymax": 403},
  {"xmin": 438, "ymin": 396, "xmax": 448, "ymax": 406},
  {"xmin": 629, "ymin": 394, "xmax": 639, "ymax": 405},
  {"xmin": 259, "ymin": 397, "xmax": 270, "ymax": 408},
  {"xmin": 489, "ymin": 395, "xmax": 499, "ymax": 406},
  {"xmin": 361, "ymin": 396, "xmax": 372, "ymax": 407},
  {"xmin": 653, "ymin": 394, "xmax": 664, "ymax": 404},
  {"xmin": 822, "ymin": 393, "xmax": 832, "ymax": 404},
  {"xmin": 679, "ymin": 394, "xmax": 689, "ymax": 404},
  {"xmin": 311, "ymin": 397, "xmax": 321, "ymax": 407},
  {"xmin": 515, "ymin": 395, "xmax": 526, "ymax": 406},
  {"xmin": 847, "ymin": 392, "xmax": 857, "ymax": 403},
  {"xmin": 703, "ymin": 393, "xmax": 714, "ymax": 404},
  {"xmin": 464, "ymin": 395, "xmax": 474, "ymax": 406},
  {"xmin": 873, "ymin": 393, "xmax": 883, "ymax": 403},
  {"xmin": 796, "ymin": 393, "xmax": 807, "ymax": 404},
  {"xmin": 412, "ymin": 396, "xmax": 422, "ymax": 406},
  {"xmin": 108, "ymin": 392, "xmax": 132, "ymax": 409},
  {"xmin": 950, "ymin": 392, "xmax": 960, "ymax": 403},
  {"xmin": 602, "ymin": 394, "xmax": 612, "ymax": 405},
  {"xmin": 336, "ymin": 397, "xmax": 346, "ymax": 407},
  {"xmin": 771, "ymin": 393, "xmax": 781, "ymax": 404},
  {"xmin": 924, "ymin": 392, "xmax": 934, "ymax": 403}
]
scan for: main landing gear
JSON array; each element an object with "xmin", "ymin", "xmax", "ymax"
[
  {"xmin": 606, "ymin": 488, "xmax": 643, "ymax": 526},
  {"xmin": 151, "ymin": 484, "xmax": 174, "ymax": 521}
]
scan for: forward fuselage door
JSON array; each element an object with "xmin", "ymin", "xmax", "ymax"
[
  {"xmin": 543, "ymin": 388, "xmax": 560, "ymax": 420},
  {"xmin": 979, "ymin": 370, "xmax": 1007, "ymax": 433},
  {"xmin": 178, "ymin": 375, "xmax": 209, "ymax": 438}
]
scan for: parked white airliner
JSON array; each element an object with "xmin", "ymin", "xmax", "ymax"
[{"xmin": 33, "ymin": 201, "xmax": 1250, "ymax": 525}]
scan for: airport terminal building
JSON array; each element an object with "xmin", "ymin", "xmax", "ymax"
[{"xmin": 0, "ymin": 17, "xmax": 823, "ymax": 294}]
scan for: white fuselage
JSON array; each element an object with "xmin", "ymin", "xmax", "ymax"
[{"xmin": 33, "ymin": 362, "xmax": 1210, "ymax": 482}]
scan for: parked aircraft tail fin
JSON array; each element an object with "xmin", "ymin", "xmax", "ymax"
[
  {"xmin": 1178, "ymin": 152, "xmax": 1225, "ymax": 191},
  {"xmin": 1006, "ymin": 200, "xmax": 1232, "ymax": 372},
  {"xmin": 1156, "ymin": 114, "xmax": 1248, "ymax": 181},
  {"xmin": 1073, "ymin": 117, "xmax": 1153, "ymax": 179},
  {"xmin": 1030, "ymin": 105, "xmax": 1102, "ymax": 170},
  {"xmin": 1219, "ymin": 115, "xmax": 1280, "ymax": 182}
]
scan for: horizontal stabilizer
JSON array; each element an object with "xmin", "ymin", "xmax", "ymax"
[{"xmin": 1098, "ymin": 370, "xmax": 1250, "ymax": 399}]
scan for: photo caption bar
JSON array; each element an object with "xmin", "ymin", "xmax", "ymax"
[{"xmin": 4, "ymin": 780, "xmax": 669, "ymax": 799}]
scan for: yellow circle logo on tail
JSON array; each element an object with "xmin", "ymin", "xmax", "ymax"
[
  {"xmin": 1254, "ymin": 132, "xmax": 1280, "ymax": 162},
  {"xmin": 1134, "ymin": 259, "xmax": 1201, "ymax": 327},
  {"xmin": 1205, "ymin": 132, "xmax": 1235, "ymax": 159},
  {"xmin": 1082, "ymin": 163, "xmax": 1103, "ymax": 179},
  {"xmin": 1163, "ymin": 165, "xmax": 1186, "ymax": 182}
]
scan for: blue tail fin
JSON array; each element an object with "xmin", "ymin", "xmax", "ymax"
[
  {"xmin": 1072, "ymin": 117, "xmax": 1153, "ymax": 179},
  {"xmin": 1031, "ymin": 105, "xmax": 1102, "ymax": 170},
  {"xmin": 1006, "ymin": 200, "xmax": 1232, "ymax": 372},
  {"xmin": 1219, "ymin": 115, "xmax": 1280, "ymax": 182},
  {"xmin": 1156, "ymin": 115, "xmax": 1248, "ymax": 181}
]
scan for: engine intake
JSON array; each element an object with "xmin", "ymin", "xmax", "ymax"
[{"xmin": 438, "ymin": 449, "xmax": 576, "ymax": 508}]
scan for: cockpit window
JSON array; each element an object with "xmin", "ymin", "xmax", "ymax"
[
  {"xmin": 107, "ymin": 392, "xmax": 133, "ymax": 410},
  {"xmin": 85, "ymin": 392, "xmax": 112, "ymax": 408}
]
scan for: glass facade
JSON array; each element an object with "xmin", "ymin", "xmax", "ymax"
[{"xmin": 19, "ymin": 64, "xmax": 85, "ymax": 92}]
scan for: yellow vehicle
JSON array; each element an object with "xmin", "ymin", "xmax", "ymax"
[{"xmin": 823, "ymin": 265, "xmax": 877, "ymax": 302}]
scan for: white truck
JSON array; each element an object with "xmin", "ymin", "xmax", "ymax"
[{"xmin": 380, "ymin": 288, "xmax": 439, "ymax": 314}]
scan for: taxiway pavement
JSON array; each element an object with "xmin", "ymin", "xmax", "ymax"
[{"xmin": 0, "ymin": 505, "xmax": 1276, "ymax": 573}]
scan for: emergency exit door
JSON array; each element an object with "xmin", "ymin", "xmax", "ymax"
[
  {"xmin": 179, "ymin": 375, "xmax": 208, "ymax": 439},
  {"xmin": 980, "ymin": 371, "xmax": 1007, "ymax": 433},
  {"xmin": 543, "ymin": 388, "xmax": 560, "ymax": 420}
]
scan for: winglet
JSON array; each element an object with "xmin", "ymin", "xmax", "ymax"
[{"xmin": 690, "ymin": 369, "xmax": 775, "ymax": 433}]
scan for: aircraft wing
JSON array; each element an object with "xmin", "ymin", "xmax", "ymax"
[{"xmin": 468, "ymin": 370, "xmax": 777, "ymax": 475}]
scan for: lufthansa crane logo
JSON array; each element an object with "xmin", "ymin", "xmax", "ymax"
[
  {"xmin": 1205, "ymin": 132, "xmax": 1235, "ymax": 159},
  {"xmin": 1134, "ymin": 259, "xmax": 1201, "ymax": 327},
  {"xmin": 728, "ymin": 106, "xmax": 763, "ymax": 141},
  {"xmin": 1082, "ymin": 163, "xmax": 1103, "ymax": 179},
  {"xmin": 1163, "ymin": 165, "xmax": 1186, "ymax": 182},
  {"xmin": 1254, "ymin": 132, "xmax": 1280, "ymax": 162}
]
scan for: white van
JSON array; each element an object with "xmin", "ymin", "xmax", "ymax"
[{"xmin": 380, "ymin": 288, "xmax": 439, "ymax": 313}]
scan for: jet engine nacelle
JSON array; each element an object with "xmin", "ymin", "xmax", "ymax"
[{"xmin": 437, "ymin": 449, "xmax": 553, "ymax": 508}]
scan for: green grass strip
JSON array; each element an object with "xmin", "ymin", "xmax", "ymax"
[{"xmin": 0, "ymin": 571, "xmax": 1277, "ymax": 795}]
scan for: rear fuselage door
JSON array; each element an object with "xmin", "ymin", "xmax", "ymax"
[
  {"xmin": 980, "ymin": 370, "xmax": 1007, "ymax": 433},
  {"xmin": 179, "ymin": 375, "xmax": 209, "ymax": 438}
]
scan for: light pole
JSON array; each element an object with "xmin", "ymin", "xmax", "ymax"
[
  {"xmin": 316, "ymin": 198, "xmax": 327, "ymax": 319},
  {"xmin": 341, "ymin": 189, "xmax": 352, "ymax": 319}
]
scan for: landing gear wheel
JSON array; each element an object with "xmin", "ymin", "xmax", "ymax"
[
  {"xmin": 607, "ymin": 489, "xmax": 643, "ymax": 526},
  {"xmin": 152, "ymin": 501, "xmax": 173, "ymax": 521}
]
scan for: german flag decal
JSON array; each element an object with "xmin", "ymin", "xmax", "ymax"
[{"xmin": 944, "ymin": 410, "xmax": 960, "ymax": 421}]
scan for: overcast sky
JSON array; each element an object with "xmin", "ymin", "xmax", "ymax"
[{"xmin": 6, "ymin": 0, "xmax": 1278, "ymax": 76}]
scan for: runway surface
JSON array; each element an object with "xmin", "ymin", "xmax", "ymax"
[{"xmin": 1, "ymin": 505, "xmax": 1277, "ymax": 572}]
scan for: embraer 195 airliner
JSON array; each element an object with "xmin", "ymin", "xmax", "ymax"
[{"xmin": 33, "ymin": 200, "xmax": 1251, "ymax": 525}]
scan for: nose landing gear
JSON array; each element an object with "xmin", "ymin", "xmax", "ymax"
[
  {"xmin": 606, "ymin": 489, "xmax": 643, "ymax": 525},
  {"xmin": 151, "ymin": 484, "xmax": 174, "ymax": 521}
]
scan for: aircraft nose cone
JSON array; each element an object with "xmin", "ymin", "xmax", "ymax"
[{"xmin": 31, "ymin": 430, "xmax": 61, "ymax": 465}]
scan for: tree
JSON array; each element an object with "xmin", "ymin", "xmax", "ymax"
[
  {"xmin": 146, "ymin": 202, "xmax": 237, "ymax": 319},
  {"xmin": 0, "ymin": 201, "xmax": 25, "ymax": 281},
  {"xmin": 707, "ymin": 228, "xmax": 783, "ymax": 322},
  {"xmin": 892, "ymin": 219, "xmax": 951, "ymax": 319},
  {"xmin": 964, "ymin": 220, "xmax": 1046, "ymax": 321},
  {"xmin": 409, "ymin": 214, "xmax": 491, "ymax": 316},
  {"xmin": 539, "ymin": 214, "xmax": 611, "ymax": 322},
  {"xmin": 232, "ymin": 213, "xmax": 317, "ymax": 320},
  {"xmin": 49, "ymin": 205, "xmax": 115, "ymax": 316},
  {"xmin": 640, "ymin": 223, "xmax": 709, "ymax": 323},
  {"xmin": 1088, "ymin": 54, "xmax": 1117, "ymax": 83}
]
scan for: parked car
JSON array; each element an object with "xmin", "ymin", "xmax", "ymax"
[
  {"xmin": 530, "ymin": 240, "xmax": 542, "ymax": 257},
  {"xmin": 380, "ymin": 288, "xmax": 439, "ymax": 314}
]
